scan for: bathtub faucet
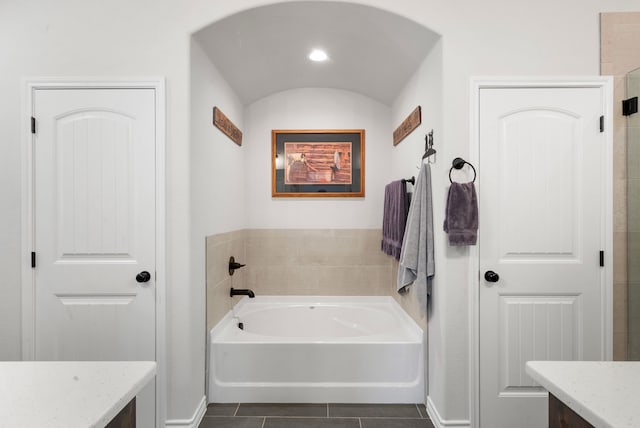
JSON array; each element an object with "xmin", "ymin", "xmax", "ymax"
[{"xmin": 230, "ymin": 288, "xmax": 255, "ymax": 298}]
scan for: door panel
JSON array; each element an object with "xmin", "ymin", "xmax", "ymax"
[
  {"xmin": 498, "ymin": 108, "xmax": 581, "ymax": 259},
  {"xmin": 57, "ymin": 110, "xmax": 134, "ymax": 258},
  {"xmin": 33, "ymin": 88, "xmax": 156, "ymax": 426},
  {"xmin": 479, "ymin": 87, "xmax": 605, "ymax": 428},
  {"xmin": 499, "ymin": 296, "xmax": 580, "ymax": 390}
]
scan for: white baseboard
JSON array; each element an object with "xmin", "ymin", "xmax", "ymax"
[
  {"xmin": 165, "ymin": 396, "xmax": 207, "ymax": 428},
  {"xmin": 426, "ymin": 396, "xmax": 471, "ymax": 428}
]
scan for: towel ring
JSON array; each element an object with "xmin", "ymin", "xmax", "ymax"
[{"xmin": 449, "ymin": 157, "xmax": 476, "ymax": 183}]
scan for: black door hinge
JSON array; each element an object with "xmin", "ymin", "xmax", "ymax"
[
  {"xmin": 599, "ymin": 250, "xmax": 604, "ymax": 267},
  {"xmin": 31, "ymin": 117, "xmax": 36, "ymax": 134},
  {"xmin": 31, "ymin": 252, "xmax": 36, "ymax": 268},
  {"xmin": 599, "ymin": 116, "xmax": 604, "ymax": 132},
  {"xmin": 623, "ymin": 97, "xmax": 638, "ymax": 116}
]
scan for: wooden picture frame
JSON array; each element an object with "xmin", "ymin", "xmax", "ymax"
[{"xmin": 272, "ymin": 129, "xmax": 365, "ymax": 198}]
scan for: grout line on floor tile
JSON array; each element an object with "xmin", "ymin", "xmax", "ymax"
[
  {"xmin": 246, "ymin": 415, "xmax": 361, "ymax": 419},
  {"xmin": 353, "ymin": 416, "xmax": 422, "ymax": 419},
  {"xmin": 415, "ymin": 403, "xmax": 422, "ymax": 418},
  {"xmin": 327, "ymin": 403, "xmax": 329, "ymax": 418},
  {"xmin": 261, "ymin": 416, "xmax": 266, "ymax": 428},
  {"xmin": 358, "ymin": 417, "xmax": 363, "ymax": 428},
  {"xmin": 234, "ymin": 403, "xmax": 240, "ymax": 417}
]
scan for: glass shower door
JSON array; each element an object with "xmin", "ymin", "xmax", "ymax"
[{"xmin": 627, "ymin": 67, "xmax": 640, "ymax": 360}]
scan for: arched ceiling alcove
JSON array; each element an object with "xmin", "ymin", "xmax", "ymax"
[{"xmin": 193, "ymin": 1, "xmax": 440, "ymax": 106}]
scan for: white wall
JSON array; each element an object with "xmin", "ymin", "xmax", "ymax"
[
  {"xmin": 390, "ymin": 39, "xmax": 445, "ymax": 408},
  {"xmin": 2, "ymin": 0, "xmax": 640, "ymax": 425},
  {"xmin": 244, "ymin": 87, "xmax": 392, "ymax": 229},
  {"xmin": 191, "ymin": 39, "xmax": 246, "ymax": 237},
  {"xmin": 189, "ymin": 38, "xmax": 245, "ymax": 409}
]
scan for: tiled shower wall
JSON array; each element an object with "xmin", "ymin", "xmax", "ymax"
[
  {"xmin": 601, "ymin": 12, "xmax": 640, "ymax": 360},
  {"xmin": 206, "ymin": 229, "xmax": 427, "ymax": 332},
  {"xmin": 627, "ymin": 72, "xmax": 640, "ymax": 359}
]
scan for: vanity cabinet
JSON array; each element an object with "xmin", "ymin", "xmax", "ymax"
[
  {"xmin": 549, "ymin": 393, "xmax": 594, "ymax": 428},
  {"xmin": 105, "ymin": 398, "xmax": 136, "ymax": 428},
  {"xmin": 527, "ymin": 361, "xmax": 640, "ymax": 428}
]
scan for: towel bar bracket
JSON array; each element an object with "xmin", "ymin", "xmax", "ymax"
[
  {"xmin": 402, "ymin": 176, "xmax": 415, "ymax": 185},
  {"xmin": 449, "ymin": 158, "xmax": 476, "ymax": 183},
  {"xmin": 452, "ymin": 157, "xmax": 466, "ymax": 170}
]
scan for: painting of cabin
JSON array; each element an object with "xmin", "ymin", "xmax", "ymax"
[{"xmin": 284, "ymin": 142, "xmax": 352, "ymax": 185}]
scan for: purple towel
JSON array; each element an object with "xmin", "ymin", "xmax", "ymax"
[
  {"xmin": 443, "ymin": 182, "xmax": 478, "ymax": 246},
  {"xmin": 381, "ymin": 180, "xmax": 409, "ymax": 260}
]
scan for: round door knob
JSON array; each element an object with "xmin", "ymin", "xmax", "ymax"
[
  {"xmin": 484, "ymin": 270, "xmax": 500, "ymax": 283},
  {"xmin": 136, "ymin": 271, "xmax": 151, "ymax": 283}
]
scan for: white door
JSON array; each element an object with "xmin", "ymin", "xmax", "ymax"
[
  {"xmin": 33, "ymin": 88, "xmax": 156, "ymax": 427},
  {"xmin": 479, "ymin": 87, "xmax": 608, "ymax": 427}
]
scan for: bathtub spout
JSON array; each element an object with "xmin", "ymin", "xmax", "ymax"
[{"xmin": 230, "ymin": 288, "xmax": 255, "ymax": 298}]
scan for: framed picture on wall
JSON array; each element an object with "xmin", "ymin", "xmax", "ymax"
[{"xmin": 271, "ymin": 129, "xmax": 365, "ymax": 198}]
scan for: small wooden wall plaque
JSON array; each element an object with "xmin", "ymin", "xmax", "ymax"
[
  {"xmin": 393, "ymin": 106, "xmax": 421, "ymax": 146},
  {"xmin": 213, "ymin": 107, "xmax": 243, "ymax": 146}
]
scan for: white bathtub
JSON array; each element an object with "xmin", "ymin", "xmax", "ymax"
[{"xmin": 208, "ymin": 296, "xmax": 424, "ymax": 403}]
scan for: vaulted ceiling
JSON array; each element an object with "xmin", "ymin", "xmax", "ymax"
[{"xmin": 194, "ymin": 2, "xmax": 440, "ymax": 106}]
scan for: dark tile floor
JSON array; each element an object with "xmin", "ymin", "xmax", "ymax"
[{"xmin": 199, "ymin": 403, "xmax": 435, "ymax": 428}]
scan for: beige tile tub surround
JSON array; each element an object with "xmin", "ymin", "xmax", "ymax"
[
  {"xmin": 205, "ymin": 228, "xmax": 426, "ymax": 331},
  {"xmin": 205, "ymin": 230, "xmax": 246, "ymax": 332},
  {"xmin": 601, "ymin": 12, "xmax": 640, "ymax": 360},
  {"xmin": 244, "ymin": 229, "xmax": 392, "ymax": 296}
]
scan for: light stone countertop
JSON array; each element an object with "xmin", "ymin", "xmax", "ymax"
[
  {"xmin": 0, "ymin": 361, "xmax": 156, "ymax": 428},
  {"xmin": 526, "ymin": 361, "xmax": 640, "ymax": 428}
]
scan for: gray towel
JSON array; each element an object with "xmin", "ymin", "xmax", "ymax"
[
  {"xmin": 381, "ymin": 180, "xmax": 409, "ymax": 260},
  {"xmin": 397, "ymin": 164, "xmax": 434, "ymax": 298},
  {"xmin": 443, "ymin": 182, "xmax": 478, "ymax": 245}
]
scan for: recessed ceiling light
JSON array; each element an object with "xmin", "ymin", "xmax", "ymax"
[{"xmin": 309, "ymin": 49, "xmax": 328, "ymax": 62}]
